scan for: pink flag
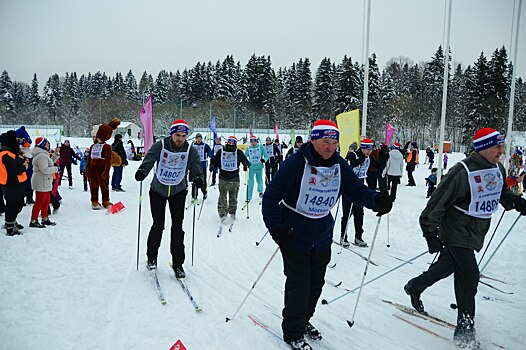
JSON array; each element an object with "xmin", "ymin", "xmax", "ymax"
[
  {"xmin": 249, "ymin": 125, "xmax": 254, "ymax": 138},
  {"xmin": 140, "ymin": 95, "xmax": 154, "ymax": 154},
  {"xmin": 385, "ymin": 122, "xmax": 396, "ymax": 146},
  {"xmin": 274, "ymin": 124, "xmax": 279, "ymax": 140}
]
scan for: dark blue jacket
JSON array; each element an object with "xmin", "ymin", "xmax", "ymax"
[{"xmin": 262, "ymin": 142, "xmax": 378, "ymax": 253}]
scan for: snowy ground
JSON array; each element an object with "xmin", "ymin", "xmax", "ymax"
[{"xmin": 1, "ymin": 140, "xmax": 524, "ymax": 350}]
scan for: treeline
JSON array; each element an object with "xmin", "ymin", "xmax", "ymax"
[{"xmin": 0, "ymin": 46, "xmax": 525, "ymax": 150}]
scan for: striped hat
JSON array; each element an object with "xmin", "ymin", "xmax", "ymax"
[
  {"xmin": 170, "ymin": 119, "xmax": 190, "ymax": 135},
  {"xmin": 35, "ymin": 137, "xmax": 49, "ymax": 149},
  {"xmin": 473, "ymin": 128, "xmax": 505, "ymax": 152},
  {"xmin": 361, "ymin": 138, "xmax": 374, "ymax": 150},
  {"xmin": 311, "ymin": 120, "xmax": 339, "ymax": 140},
  {"xmin": 227, "ymin": 136, "xmax": 237, "ymax": 145}
]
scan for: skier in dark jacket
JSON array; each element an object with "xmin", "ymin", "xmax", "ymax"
[
  {"xmin": 210, "ymin": 136, "xmax": 250, "ymax": 223},
  {"xmin": 262, "ymin": 120, "xmax": 392, "ymax": 350},
  {"xmin": 111, "ymin": 134, "xmax": 128, "ymax": 191},
  {"xmin": 404, "ymin": 128, "xmax": 526, "ymax": 349},
  {"xmin": 135, "ymin": 119, "xmax": 204, "ymax": 279}
]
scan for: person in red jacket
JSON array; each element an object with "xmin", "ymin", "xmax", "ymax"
[{"xmin": 59, "ymin": 140, "xmax": 81, "ymax": 188}]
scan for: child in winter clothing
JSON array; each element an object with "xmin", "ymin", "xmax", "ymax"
[
  {"xmin": 443, "ymin": 153, "xmax": 449, "ymax": 169},
  {"xmin": 425, "ymin": 168, "xmax": 438, "ymax": 198},
  {"xmin": 79, "ymin": 149, "xmax": 89, "ymax": 191}
]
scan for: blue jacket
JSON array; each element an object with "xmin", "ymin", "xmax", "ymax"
[
  {"xmin": 192, "ymin": 142, "xmax": 213, "ymax": 168},
  {"xmin": 262, "ymin": 142, "xmax": 378, "ymax": 253}
]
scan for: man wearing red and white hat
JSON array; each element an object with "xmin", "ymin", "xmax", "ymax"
[
  {"xmin": 405, "ymin": 128, "xmax": 526, "ymax": 348},
  {"xmin": 135, "ymin": 119, "xmax": 204, "ymax": 279},
  {"xmin": 262, "ymin": 120, "xmax": 392, "ymax": 349},
  {"xmin": 210, "ymin": 135, "xmax": 251, "ymax": 224}
]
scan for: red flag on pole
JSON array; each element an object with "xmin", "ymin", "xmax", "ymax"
[
  {"xmin": 274, "ymin": 124, "xmax": 279, "ymax": 140},
  {"xmin": 140, "ymin": 95, "xmax": 154, "ymax": 154}
]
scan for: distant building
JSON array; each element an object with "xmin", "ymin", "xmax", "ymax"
[{"xmin": 114, "ymin": 122, "xmax": 141, "ymax": 139}]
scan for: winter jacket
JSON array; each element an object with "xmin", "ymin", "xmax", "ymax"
[
  {"xmin": 31, "ymin": 147, "xmax": 59, "ymax": 192},
  {"xmin": 136, "ymin": 137, "xmax": 203, "ymax": 198},
  {"xmin": 244, "ymin": 144, "xmax": 268, "ymax": 171},
  {"xmin": 420, "ymin": 152, "xmax": 517, "ymax": 252},
  {"xmin": 59, "ymin": 144, "xmax": 81, "ymax": 166},
  {"xmin": 262, "ymin": 142, "xmax": 378, "ymax": 254},
  {"xmin": 264, "ymin": 143, "xmax": 281, "ymax": 164},
  {"xmin": 0, "ymin": 147, "xmax": 27, "ymax": 201},
  {"xmin": 383, "ymin": 149, "xmax": 405, "ymax": 177},
  {"xmin": 112, "ymin": 140, "xmax": 129, "ymax": 166},
  {"xmin": 211, "ymin": 147, "xmax": 251, "ymax": 182}
]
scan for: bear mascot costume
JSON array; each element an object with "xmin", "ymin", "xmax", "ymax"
[{"xmin": 86, "ymin": 118, "xmax": 120, "ymax": 209}]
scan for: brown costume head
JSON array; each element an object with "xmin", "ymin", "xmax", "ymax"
[{"xmin": 96, "ymin": 118, "xmax": 121, "ymax": 142}]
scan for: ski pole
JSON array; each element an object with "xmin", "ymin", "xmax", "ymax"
[
  {"xmin": 255, "ymin": 229, "xmax": 269, "ymax": 246},
  {"xmin": 198, "ymin": 195, "xmax": 206, "ymax": 220},
  {"xmin": 226, "ymin": 246, "xmax": 280, "ymax": 322},
  {"xmin": 347, "ymin": 215, "xmax": 382, "ymax": 328},
  {"xmin": 386, "ymin": 213, "xmax": 390, "ymax": 248},
  {"xmin": 477, "ymin": 210, "xmax": 505, "ymax": 267},
  {"xmin": 322, "ymin": 250, "xmax": 428, "ymax": 305},
  {"xmin": 136, "ymin": 181, "xmax": 143, "ymax": 270},
  {"xmin": 480, "ymin": 213, "xmax": 521, "ymax": 273},
  {"xmin": 191, "ymin": 185, "xmax": 198, "ymax": 266},
  {"xmin": 339, "ymin": 201, "xmax": 353, "ymax": 255}
]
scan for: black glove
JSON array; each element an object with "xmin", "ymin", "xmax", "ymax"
[
  {"xmin": 209, "ymin": 164, "xmax": 214, "ymax": 172},
  {"xmin": 193, "ymin": 177, "xmax": 204, "ymax": 189},
  {"xmin": 373, "ymin": 192, "xmax": 393, "ymax": 216},
  {"xmin": 515, "ymin": 197, "xmax": 526, "ymax": 215},
  {"xmin": 243, "ymin": 165, "xmax": 248, "ymax": 172},
  {"xmin": 272, "ymin": 228, "xmax": 294, "ymax": 247},
  {"xmin": 426, "ymin": 236, "xmax": 443, "ymax": 254},
  {"xmin": 135, "ymin": 171, "xmax": 146, "ymax": 182},
  {"xmin": 261, "ymin": 158, "xmax": 265, "ymax": 163}
]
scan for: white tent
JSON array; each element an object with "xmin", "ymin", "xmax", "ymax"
[{"xmin": 114, "ymin": 122, "xmax": 141, "ymax": 139}]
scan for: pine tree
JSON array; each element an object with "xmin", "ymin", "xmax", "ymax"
[
  {"xmin": 313, "ymin": 57, "xmax": 334, "ymax": 119},
  {"xmin": 488, "ymin": 47, "xmax": 509, "ymax": 129},
  {"xmin": 0, "ymin": 70, "xmax": 15, "ymax": 114},
  {"xmin": 154, "ymin": 69, "xmax": 169, "ymax": 104},
  {"xmin": 124, "ymin": 70, "xmax": 139, "ymax": 102},
  {"xmin": 43, "ymin": 73, "xmax": 62, "ymax": 122},
  {"xmin": 28, "ymin": 73, "xmax": 40, "ymax": 113},
  {"xmin": 334, "ymin": 55, "xmax": 360, "ymax": 114}
]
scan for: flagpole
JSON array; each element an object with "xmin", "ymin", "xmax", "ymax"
[
  {"xmin": 361, "ymin": 0, "xmax": 371, "ymax": 138},
  {"xmin": 504, "ymin": 0, "xmax": 522, "ymax": 173},
  {"xmin": 437, "ymin": 0, "xmax": 452, "ymax": 185}
]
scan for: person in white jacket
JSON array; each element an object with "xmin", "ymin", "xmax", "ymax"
[
  {"xmin": 30, "ymin": 137, "xmax": 60, "ymax": 228},
  {"xmin": 382, "ymin": 142, "xmax": 405, "ymax": 202}
]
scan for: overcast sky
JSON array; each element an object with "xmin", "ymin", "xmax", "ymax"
[{"xmin": 1, "ymin": 0, "xmax": 524, "ymax": 85}]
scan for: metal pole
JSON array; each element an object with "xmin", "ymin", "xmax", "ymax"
[
  {"xmin": 436, "ymin": 0, "xmax": 452, "ymax": 185},
  {"xmin": 504, "ymin": 0, "xmax": 523, "ymax": 173},
  {"xmin": 480, "ymin": 214, "xmax": 522, "ymax": 273},
  {"xmin": 360, "ymin": 0, "xmax": 371, "ymax": 137}
]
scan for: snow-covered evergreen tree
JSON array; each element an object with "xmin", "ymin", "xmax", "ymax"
[{"xmin": 312, "ymin": 57, "xmax": 334, "ymax": 119}]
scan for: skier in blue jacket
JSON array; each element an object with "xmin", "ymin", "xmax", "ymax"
[
  {"xmin": 262, "ymin": 119, "xmax": 392, "ymax": 350},
  {"xmin": 191, "ymin": 133, "xmax": 213, "ymax": 199},
  {"xmin": 244, "ymin": 135, "xmax": 268, "ymax": 203}
]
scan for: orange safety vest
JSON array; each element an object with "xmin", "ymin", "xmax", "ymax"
[
  {"xmin": 406, "ymin": 150, "xmax": 419, "ymax": 164},
  {"xmin": 0, "ymin": 150, "xmax": 28, "ymax": 185}
]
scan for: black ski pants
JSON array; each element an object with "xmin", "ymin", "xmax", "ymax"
[
  {"xmin": 408, "ymin": 245, "xmax": 479, "ymax": 323},
  {"xmin": 146, "ymin": 189, "xmax": 187, "ymax": 266},
  {"xmin": 265, "ymin": 161, "xmax": 278, "ymax": 186},
  {"xmin": 280, "ymin": 247, "xmax": 331, "ymax": 343},
  {"xmin": 60, "ymin": 163, "xmax": 73, "ymax": 187},
  {"xmin": 387, "ymin": 175, "xmax": 401, "ymax": 202},
  {"xmin": 340, "ymin": 197, "xmax": 364, "ymax": 240}
]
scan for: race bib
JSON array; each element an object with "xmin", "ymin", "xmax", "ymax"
[
  {"xmin": 155, "ymin": 141, "xmax": 189, "ymax": 186},
  {"xmin": 459, "ymin": 161, "xmax": 503, "ymax": 218},
  {"xmin": 91, "ymin": 143, "xmax": 104, "ymax": 159},
  {"xmin": 193, "ymin": 143, "xmax": 205, "ymax": 162},
  {"xmin": 248, "ymin": 147, "xmax": 261, "ymax": 164},
  {"xmin": 221, "ymin": 151, "xmax": 238, "ymax": 171},
  {"xmin": 353, "ymin": 157, "xmax": 370, "ymax": 179}
]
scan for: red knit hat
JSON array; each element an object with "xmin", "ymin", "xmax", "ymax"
[
  {"xmin": 392, "ymin": 142, "xmax": 401, "ymax": 149},
  {"xmin": 360, "ymin": 138, "xmax": 374, "ymax": 150},
  {"xmin": 311, "ymin": 120, "xmax": 339, "ymax": 140},
  {"xmin": 227, "ymin": 136, "xmax": 237, "ymax": 144},
  {"xmin": 35, "ymin": 137, "xmax": 49, "ymax": 148},
  {"xmin": 170, "ymin": 119, "xmax": 190, "ymax": 135},
  {"xmin": 473, "ymin": 128, "xmax": 505, "ymax": 151}
]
